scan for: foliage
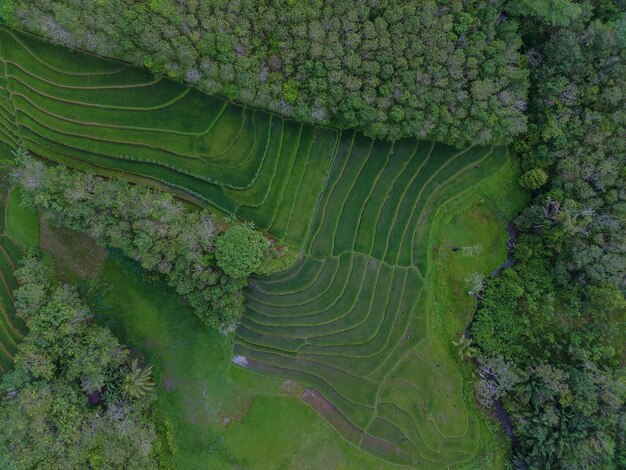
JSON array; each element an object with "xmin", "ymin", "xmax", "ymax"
[
  {"xmin": 12, "ymin": 155, "xmax": 267, "ymax": 329},
  {"xmin": 216, "ymin": 223, "xmax": 268, "ymax": 279},
  {"xmin": 465, "ymin": 271, "xmax": 485, "ymax": 297},
  {"xmin": 461, "ymin": 243, "xmax": 483, "ymax": 257},
  {"xmin": 0, "ymin": 1, "xmax": 16, "ymax": 25},
  {"xmin": 452, "ymin": 335, "xmax": 478, "ymax": 360},
  {"xmin": 473, "ymin": 3, "xmax": 626, "ymax": 467},
  {"xmin": 121, "ymin": 359, "xmax": 155, "ymax": 399},
  {"xmin": 506, "ymin": 0, "xmax": 583, "ymax": 26},
  {"xmin": 0, "ymin": 254, "xmax": 162, "ymax": 469},
  {"xmin": 255, "ymin": 245, "xmax": 300, "ymax": 276},
  {"xmin": 12, "ymin": 0, "xmax": 528, "ymax": 146},
  {"xmin": 474, "ymin": 355, "xmax": 519, "ymax": 409},
  {"xmin": 518, "ymin": 168, "xmax": 547, "ymax": 189}
]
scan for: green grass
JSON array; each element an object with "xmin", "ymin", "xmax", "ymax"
[
  {"xmin": 0, "ymin": 25, "xmax": 528, "ymax": 467},
  {"xmin": 0, "ymin": 171, "xmax": 31, "ymax": 374},
  {"xmin": 6, "ymin": 188, "xmax": 38, "ymax": 248},
  {"xmin": 96, "ymin": 256, "xmax": 392, "ymax": 469}
]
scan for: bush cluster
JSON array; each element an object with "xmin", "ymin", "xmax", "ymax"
[
  {"xmin": 12, "ymin": 154, "xmax": 269, "ymax": 329},
  {"xmin": 0, "ymin": 255, "xmax": 161, "ymax": 469}
]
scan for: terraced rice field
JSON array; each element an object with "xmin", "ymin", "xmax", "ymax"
[
  {"xmin": 0, "ymin": 177, "xmax": 27, "ymax": 374},
  {"xmin": 0, "ymin": 27, "xmax": 513, "ymax": 466},
  {"xmin": 0, "ymin": 27, "xmax": 335, "ymax": 249},
  {"xmin": 236, "ymin": 142, "xmax": 510, "ymax": 467}
]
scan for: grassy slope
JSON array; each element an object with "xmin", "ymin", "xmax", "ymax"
[
  {"xmin": 425, "ymin": 154, "xmax": 528, "ymax": 468},
  {"xmin": 96, "ymin": 257, "xmax": 391, "ymax": 469},
  {"xmin": 0, "ymin": 173, "xmax": 32, "ymax": 374},
  {"xmin": 6, "ymin": 187, "xmax": 38, "ymax": 247}
]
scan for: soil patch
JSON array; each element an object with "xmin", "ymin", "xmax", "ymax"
[
  {"xmin": 301, "ymin": 388, "xmax": 363, "ymax": 445},
  {"xmin": 219, "ymin": 396, "xmax": 252, "ymax": 427},
  {"xmin": 360, "ymin": 432, "xmax": 411, "ymax": 466},
  {"xmin": 39, "ymin": 216, "xmax": 107, "ymax": 281}
]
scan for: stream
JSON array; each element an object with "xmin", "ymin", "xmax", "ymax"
[{"xmin": 489, "ymin": 222, "xmax": 519, "ymax": 450}]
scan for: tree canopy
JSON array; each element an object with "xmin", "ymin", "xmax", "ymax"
[
  {"xmin": 12, "ymin": 155, "xmax": 269, "ymax": 329},
  {"xmin": 11, "ymin": 0, "xmax": 528, "ymax": 146},
  {"xmin": 472, "ymin": 3, "xmax": 625, "ymax": 467},
  {"xmin": 0, "ymin": 255, "xmax": 162, "ymax": 469},
  {"xmin": 216, "ymin": 223, "xmax": 269, "ymax": 279}
]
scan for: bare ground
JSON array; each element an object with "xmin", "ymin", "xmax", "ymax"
[{"xmin": 39, "ymin": 215, "xmax": 107, "ymax": 281}]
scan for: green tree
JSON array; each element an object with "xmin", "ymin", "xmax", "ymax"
[
  {"xmin": 452, "ymin": 335, "xmax": 477, "ymax": 360},
  {"xmin": 0, "ymin": 0, "xmax": 16, "ymax": 25},
  {"xmin": 507, "ymin": 0, "xmax": 582, "ymax": 26},
  {"xmin": 519, "ymin": 168, "xmax": 548, "ymax": 189},
  {"xmin": 473, "ymin": 5, "xmax": 625, "ymax": 466},
  {"xmin": 121, "ymin": 359, "xmax": 155, "ymax": 399},
  {"xmin": 13, "ymin": 155, "xmax": 269, "ymax": 329},
  {"xmin": 0, "ymin": 255, "xmax": 162, "ymax": 469},
  {"xmin": 216, "ymin": 223, "xmax": 268, "ymax": 279}
]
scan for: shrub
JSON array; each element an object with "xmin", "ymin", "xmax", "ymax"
[
  {"xmin": 216, "ymin": 224, "xmax": 268, "ymax": 279},
  {"xmin": 519, "ymin": 168, "xmax": 548, "ymax": 189},
  {"xmin": 13, "ymin": 155, "xmax": 268, "ymax": 329}
]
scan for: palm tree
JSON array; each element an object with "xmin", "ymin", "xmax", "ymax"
[
  {"xmin": 453, "ymin": 335, "xmax": 477, "ymax": 360},
  {"xmin": 121, "ymin": 359, "xmax": 155, "ymax": 399},
  {"xmin": 10, "ymin": 147, "xmax": 30, "ymax": 161}
]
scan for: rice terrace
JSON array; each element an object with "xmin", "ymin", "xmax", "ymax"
[
  {"xmin": 0, "ymin": 1, "xmax": 623, "ymax": 468},
  {"xmin": 0, "ymin": 26, "xmax": 512, "ymax": 467}
]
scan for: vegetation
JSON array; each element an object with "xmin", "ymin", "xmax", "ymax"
[
  {"xmin": 43, "ymin": 157, "xmax": 521, "ymax": 468},
  {"xmin": 233, "ymin": 143, "xmax": 517, "ymax": 467},
  {"xmin": 7, "ymin": 0, "xmax": 528, "ymax": 146},
  {"xmin": 518, "ymin": 168, "xmax": 547, "ymax": 190},
  {"xmin": 0, "ymin": 1, "xmax": 622, "ymax": 468},
  {"xmin": 0, "ymin": 172, "xmax": 29, "ymax": 374},
  {"xmin": 10, "ymin": 139, "xmax": 512, "ymax": 465},
  {"xmin": 95, "ymin": 254, "xmax": 396, "ymax": 469},
  {"xmin": 0, "ymin": 254, "xmax": 162, "ymax": 469},
  {"xmin": 216, "ymin": 223, "xmax": 269, "ymax": 279},
  {"xmin": 12, "ymin": 155, "xmax": 269, "ymax": 329},
  {"xmin": 121, "ymin": 358, "xmax": 155, "ymax": 400},
  {"xmin": 0, "ymin": 25, "xmax": 334, "ymax": 250},
  {"xmin": 0, "ymin": 29, "xmax": 521, "ymax": 463},
  {"xmin": 6, "ymin": 188, "xmax": 38, "ymax": 247},
  {"xmin": 471, "ymin": 2, "xmax": 626, "ymax": 468}
]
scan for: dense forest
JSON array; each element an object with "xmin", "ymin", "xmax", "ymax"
[
  {"xmin": 0, "ymin": 254, "xmax": 163, "ymax": 468},
  {"xmin": 472, "ymin": 2, "xmax": 625, "ymax": 467},
  {"xmin": 3, "ymin": 0, "xmax": 528, "ymax": 145},
  {"xmin": 0, "ymin": 0, "xmax": 624, "ymax": 468}
]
